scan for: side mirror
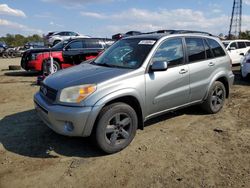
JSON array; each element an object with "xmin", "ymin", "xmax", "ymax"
[
  {"xmin": 150, "ymin": 61, "xmax": 168, "ymax": 71},
  {"xmin": 229, "ymin": 47, "xmax": 236, "ymax": 51},
  {"xmin": 240, "ymin": 53, "xmax": 244, "ymax": 56}
]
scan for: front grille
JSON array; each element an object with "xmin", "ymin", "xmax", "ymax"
[{"xmin": 40, "ymin": 84, "xmax": 58, "ymax": 102}]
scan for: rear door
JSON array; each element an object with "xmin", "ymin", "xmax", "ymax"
[
  {"xmin": 62, "ymin": 40, "xmax": 83, "ymax": 64},
  {"xmin": 186, "ymin": 37, "xmax": 215, "ymax": 102},
  {"xmin": 145, "ymin": 37, "xmax": 190, "ymax": 116},
  {"xmin": 81, "ymin": 39, "xmax": 104, "ymax": 60}
]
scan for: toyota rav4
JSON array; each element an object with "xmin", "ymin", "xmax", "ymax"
[{"xmin": 34, "ymin": 31, "xmax": 234, "ymax": 153}]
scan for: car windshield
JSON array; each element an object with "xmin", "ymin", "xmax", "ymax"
[
  {"xmin": 93, "ymin": 38, "xmax": 156, "ymax": 69},
  {"xmin": 52, "ymin": 40, "xmax": 70, "ymax": 50}
]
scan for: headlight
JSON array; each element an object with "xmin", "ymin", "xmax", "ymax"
[{"xmin": 59, "ymin": 84, "xmax": 96, "ymax": 103}]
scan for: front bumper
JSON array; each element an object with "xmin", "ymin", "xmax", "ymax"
[{"xmin": 34, "ymin": 92, "xmax": 92, "ymax": 137}]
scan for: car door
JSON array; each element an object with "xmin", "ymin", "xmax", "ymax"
[
  {"xmin": 227, "ymin": 42, "xmax": 240, "ymax": 64},
  {"xmin": 81, "ymin": 39, "xmax": 103, "ymax": 61},
  {"xmin": 145, "ymin": 37, "xmax": 190, "ymax": 116},
  {"xmin": 186, "ymin": 37, "xmax": 216, "ymax": 102},
  {"xmin": 62, "ymin": 40, "xmax": 83, "ymax": 64}
]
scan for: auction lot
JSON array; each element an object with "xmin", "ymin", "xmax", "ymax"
[{"xmin": 0, "ymin": 58, "xmax": 249, "ymax": 188}]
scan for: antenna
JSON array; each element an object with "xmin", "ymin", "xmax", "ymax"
[{"xmin": 228, "ymin": 0, "xmax": 242, "ymax": 39}]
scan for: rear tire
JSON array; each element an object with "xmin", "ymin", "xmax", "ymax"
[
  {"xmin": 202, "ymin": 81, "xmax": 226, "ymax": 114},
  {"xmin": 95, "ymin": 103, "xmax": 138, "ymax": 154}
]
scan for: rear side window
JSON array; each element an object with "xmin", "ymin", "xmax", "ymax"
[
  {"xmin": 83, "ymin": 40, "xmax": 103, "ymax": 48},
  {"xmin": 203, "ymin": 39, "xmax": 213, "ymax": 59},
  {"xmin": 246, "ymin": 42, "xmax": 250, "ymax": 46},
  {"xmin": 229, "ymin": 42, "xmax": 237, "ymax": 49},
  {"xmin": 152, "ymin": 38, "xmax": 184, "ymax": 67},
  {"xmin": 207, "ymin": 39, "xmax": 226, "ymax": 57},
  {"xmin": 185, "ymin": 38, "xmax": 206, "ymax": 63},
  {"xmin": 238, "ymin": 42, "xmax": 246, "ymax": 49}
]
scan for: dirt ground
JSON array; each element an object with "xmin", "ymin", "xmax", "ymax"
[{"xmin": 0, "ymin": 58, "xmax": 249, "ymax": 188}]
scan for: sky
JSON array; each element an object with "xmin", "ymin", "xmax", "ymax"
[{"xmin": 0, "ymin": 0, "xmax": 250, "ymax": 37}]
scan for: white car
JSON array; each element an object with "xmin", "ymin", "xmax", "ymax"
[
  {"xmin": 222, "ymin": 40, "xmax": 250, "ymax": 65},
  {"xmin": 240, "ymin": 50, "xmax": 250, "ymax": 79},
  {"xmin": 47, "ymin": 31, "xmax": 90, "ymax": 46}
]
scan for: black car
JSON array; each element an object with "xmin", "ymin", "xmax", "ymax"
[{"xmin": 21, "ymin": 38, "xmax": 115, "ymax": 74}]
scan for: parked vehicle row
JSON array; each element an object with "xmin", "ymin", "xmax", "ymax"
[
  {"xmin": 222, "ymin": 39, "xmax": 250, "ymax": 65},
  {"xmin": 34, "ymin": 31, "xmax": 234, "ymax": 153},
  {"xmin": 21, "ymin": 38, "xmax": 115, "ymax": 74}
]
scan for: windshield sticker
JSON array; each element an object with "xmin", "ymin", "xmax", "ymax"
[{"xmin": 139, "ymin": 40, "xmax": 156, "ymax": 45}]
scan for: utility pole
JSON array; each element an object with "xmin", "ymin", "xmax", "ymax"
[{"xmin": 228, "ymin": 0, "xmax": 242, "ymax": 39}]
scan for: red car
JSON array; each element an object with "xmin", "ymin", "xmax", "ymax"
[{"xmin": 21, "ymin": 38, "xmax": 114, "ymax": 74}]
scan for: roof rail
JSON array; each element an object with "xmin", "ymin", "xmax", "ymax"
[{"xmin": 143, "ymin": 30, "xmax": 214, "ymax": 36}]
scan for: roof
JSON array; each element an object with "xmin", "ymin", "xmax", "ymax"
[{"xmin": 124, "ymin": 30, "xmax": 216, "ymax": 40}]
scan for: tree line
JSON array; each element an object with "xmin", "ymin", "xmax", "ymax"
[
  {"xmin": 0, "ymin": 34, "xmax": 44, "ymax": 47},
  {"xmin": 1, "ymin": 31, "xmax": 250, "ymax": 47}
]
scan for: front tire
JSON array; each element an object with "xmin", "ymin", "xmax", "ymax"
[
  {"xmin": 202, "ymin": 81, "xmax": 226, "ymax": 114},
  {"xmin": 42, "ymin": 60, "xmax": 61, "ymax": 75},
  {"xmin": 95, "ymin": 103, "xmax": 138, "ymax": 154}
]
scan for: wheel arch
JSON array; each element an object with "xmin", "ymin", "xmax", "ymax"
[
  {"xmin": 204, "ymin": 74, "xmax": 230, "ymax": 100},
  {"xmin": 83, "ymin": 90, "xmax": 145, "ymax": 137}
]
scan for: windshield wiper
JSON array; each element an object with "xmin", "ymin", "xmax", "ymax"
[{"xmin": 95, "ymin": 62, "xmax": 122, "ymax": 68}]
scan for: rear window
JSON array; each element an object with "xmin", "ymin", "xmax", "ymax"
[
  {"xmin": 185, "ymin": 38, "xmax": 206, "ymax": 63},
  {"xmin": 238, "ymin": 42, "xmax": 246, "ymax": 49},
  {"xmin": 207, "ymin": 39, "xmax": 226, "ymax": 57}
]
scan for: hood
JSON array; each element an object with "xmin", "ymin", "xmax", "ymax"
[
  {"xmin": 43, "ymin": 63, "xmax": 132, "ymax": 90},
  {"xmin": 25, "ymin": 47, "xmax": 62, "ymax": 54}
]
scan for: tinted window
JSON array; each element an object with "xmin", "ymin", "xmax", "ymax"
[
  {"xmin": 238, "ymin": 42, "xmax": 246, "ymax": 49},
  {"xmin": 204, "ymin": 39, "xmax": 213, "ymax": 59},
  {"xmin": 67, "ymin": 41, "xmax": 83, "ymax": 49},
  {"xmin": 186, "ymin": 38, "xmax": 206, "ymax": 62},
  {"xmin": 83, "ymin": 40, "xmax": 103, "ymax": 48},
  {"xmin": 229, "ymin": 42, "xmax": 237, "ymax": 49},
  {"xmin": 246, "ymin": 42, "xmax": 250, "ymax": 46},
  {"xmin": 207, "ymin": 39, "xmax": 226, "ymax": 57},
  {"xmin": 152, "ymin": 38, "xmax": 184, "ymax": 67}
]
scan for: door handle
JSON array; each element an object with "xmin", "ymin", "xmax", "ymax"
[
  {"xmin": 179, "ymin": 69, "xmax": 188, "ymax": 74},
  {"xmin": 208, "ymin": 62, "xmax": 215, "ymax": 67}
]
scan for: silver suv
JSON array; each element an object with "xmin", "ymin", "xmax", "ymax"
[{"xmin": 34, "ymin": 31, "xmax": 234, "ymax": 153}]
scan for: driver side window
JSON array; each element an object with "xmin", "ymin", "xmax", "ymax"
[{"xmin": 152, "ymin": 38, "xmax": 184, "ymax": 67}]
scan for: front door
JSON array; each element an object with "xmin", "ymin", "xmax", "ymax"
[{"xmin": 145, "ymin": 38, "xmax": 190, "ymax": 117}]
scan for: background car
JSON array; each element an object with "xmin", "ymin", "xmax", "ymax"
[
  {"xmin": 46, "ymin": 31, "xmax": 90, "ymax": 46},
  {"xmin": 222, "ymin": 39, "xmax": 250, "ymax": 65},
  {"xmin": 21, "ymin": 38, "xmax": 115, "ymax": 74},
  {"xmin": 240, "ymin": 50, "xmax": 250, "ymax": 79}
]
